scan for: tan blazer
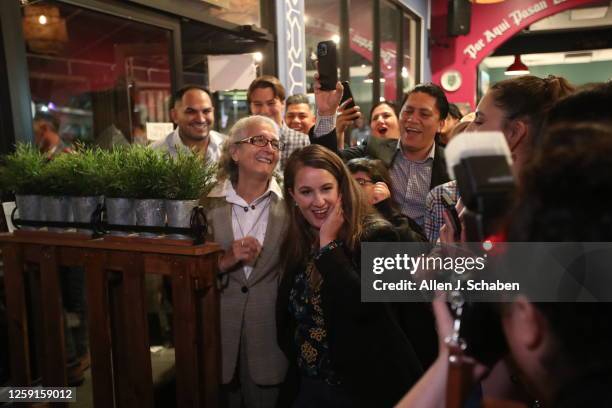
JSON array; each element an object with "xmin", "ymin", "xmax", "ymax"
[{"xmin": 205, "ymin": 193, "xmax": 289, "ymax": 385}]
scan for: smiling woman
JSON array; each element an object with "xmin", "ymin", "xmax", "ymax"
[
  {"xmin": 369, "ymin": 101, "xmax": 400, "ymax": 139},
  {"xmin": 276, "ymin": 145, "xmax": 426, "ymax": 407},
  {"xmin": 204, "ymin": 115, "xmax": 288, "ymax": 407}
]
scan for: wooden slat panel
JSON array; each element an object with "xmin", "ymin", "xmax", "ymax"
[
  {"xmin": 38, "ymin": 246, "xmax": 67, "ymax": 392},
  {"xmin": 143, "ymin": 254, "xmax": 173, "ymax": 276},
  {"xmin": 58, "ymin": 247, "xmax": 85, "ymax": 267},
  {"xmin": 172, "ymin": 258, "xmax": 199, "ymax": 408},
  {"xmin": 23, "ymin": 244, "xmax": 42, "ymax": 263},
  {"xmin": 84, "ymin": 250, "xmax": 115, "ymax": 408},
  {"xmin": 2, "ymin": 243, "xmax": 32, "ymax": 385},
  {"xmin": 197, "ymin": 256, "xmax": 221, "ymax": 407},
  {"xmin": 117, "ymin": 252, "xmax": 154, "ymax": 408},
  {"xmin": 108, "ymin": 267, "xmax": 129, "ymax": 408}
]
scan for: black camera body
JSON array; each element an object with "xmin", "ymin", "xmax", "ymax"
[
  {"xmin": 453, "ymin": 155, "xmax": 515, "ymax": 242},
  {"xmin": 445, "ymin": 131, "xmax": 516, "ymax": 366}
]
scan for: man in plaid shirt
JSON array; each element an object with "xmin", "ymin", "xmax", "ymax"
[{"xmin": 246, "ymin": 76, "xmax": 336, "ymax": 170}]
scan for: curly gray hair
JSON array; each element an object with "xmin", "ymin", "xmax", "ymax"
[{"xmin": 217, "ymin": 115, "xmax": 280, "ymax": 183}]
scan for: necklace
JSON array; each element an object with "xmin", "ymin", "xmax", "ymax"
[{"xmin": 231, "ymin": 192, "xmax": 272, "ymax": 239}]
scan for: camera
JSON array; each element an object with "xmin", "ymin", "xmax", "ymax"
[{"xmin": 444, "ymin": 131, "xmax": 516, "ymax": 366}]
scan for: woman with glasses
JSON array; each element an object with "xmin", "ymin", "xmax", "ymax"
[
  {"xmin": 206, "ymin": 115, "xmax": 287, "ymax": 408},
  {"xmin": 276, "ymin": 145, "xmax": 425, "ymax": 407}
]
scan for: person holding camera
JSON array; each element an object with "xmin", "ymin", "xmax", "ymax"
[{"xmin": 397, "ymin": 121, "xmax": 612, "ymax": 408}]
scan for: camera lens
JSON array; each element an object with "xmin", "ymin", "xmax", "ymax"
[{"xmin": 318, "ymin": 44, "xmax": 327, "ymax": 56}]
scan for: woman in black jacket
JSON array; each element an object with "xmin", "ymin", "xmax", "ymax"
[{"xmin": 277, "ymin": 145, "xmax": 424, "ymax": 407}]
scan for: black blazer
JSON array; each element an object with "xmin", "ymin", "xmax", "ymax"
[{"xmin": 276, "ymin": 218, "xmax": 425, "ymax": 407}]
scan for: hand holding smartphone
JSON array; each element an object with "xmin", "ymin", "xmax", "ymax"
[
  {"xmin": 316, "ymin": 41, "xmax": 338, "ymax": 91},
  {"xmin": 340, "ymin": 81, "xmax": 355, "ymax": 110},
  {"xmin": 441, "ymin": 192, "xmax": 462, "ymax": 241}
]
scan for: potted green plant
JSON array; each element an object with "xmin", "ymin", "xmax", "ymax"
[
  {"xmin": 126, "ymin": 146, "xmax": 170, "ymax": 237},
  {"xmin": 162, "ymin": 150, "xmax": 216, "ymax": 239},
  {"xmin": 38, "ymin": 151, "xmax": 76, "ymax": 232},
  {"xmin": 98, "ymin": 147, "xmax": 137, "ymax": 235},
  {"xmin": 0, "ymin": 143, "xmax": 47, "ymax": 229},
  {"xmin": 66, "ymin": 147, "xmax": 105, "ymax": 234}
]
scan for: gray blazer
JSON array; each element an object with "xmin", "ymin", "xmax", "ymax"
[{"xmin": 205, "ymin": 193, "xmax": 289, "ymax": 385}]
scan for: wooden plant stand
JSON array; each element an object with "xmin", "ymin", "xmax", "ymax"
[{"xmin": 0, "ymin": 231, "xmax": 223, "ymax": 408}]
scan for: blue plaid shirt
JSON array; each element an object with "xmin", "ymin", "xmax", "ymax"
[{"xmin": 424, "ymin": 180, "xmax": 459, "ymax": 242}]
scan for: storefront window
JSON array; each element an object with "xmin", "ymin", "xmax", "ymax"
[
  {"xmin": 22, "ymin": 1, "xmax": 172, "ymax": 148},
  {"xmin": 349, "ymin": 0, "xmax": 374, "ymax": 117},
  {"xmin": 204, "ymin": 0, "xmax": 261, "ymax": 27},
  {"xmin": 303, "ymin": 0, "xmax": 420, "ymax": 116},
  {"xmin": 304, "ymin": 2, "xmax": 340, "ymax": 93},
  {"xmin": 380, "ymin": 0, "xmax": 400, "ymax": 104},
  {"xmin": 402, "ymin": 13, "xmax": 420, "ymax": 95}
]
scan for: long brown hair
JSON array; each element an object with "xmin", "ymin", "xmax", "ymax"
[
  {"xmin": 490, "ymin": 75, "xmax": 575, "ymax": 145},
  {"xmin": 281, "ymin": 145, "xmax": 372, "ymax": 270}
]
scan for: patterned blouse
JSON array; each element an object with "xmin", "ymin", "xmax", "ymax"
[{"xmin": 288, "ymin": 258, "xmax": 341, "ymax": 385}]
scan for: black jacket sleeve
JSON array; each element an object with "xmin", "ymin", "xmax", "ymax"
[
  {"xmin": 309, "ymin": 127, "xmax": 338, "ymax": 152},
  {"xmin": 314, "ymin": 220, "xmax": 424, "ymax": 407}
]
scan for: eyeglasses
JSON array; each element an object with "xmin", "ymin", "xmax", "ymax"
[
  {"xmin": 235, "ymin": 135, "xmax": 283, "ymax": 151},
  {"xmin": 354, "ymin": 178, "xmax": 374, "ymax": 186}
]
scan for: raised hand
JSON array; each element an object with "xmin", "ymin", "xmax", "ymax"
[
  {"xmin": 336, "ymin": 99, "xmax": 361, "ymax": 149},
  {"xmin": 313, "ymin": 67, "xmax": 343, "ymax": 116},
  {"xmin": 319, "ymin": 197, "xmax": 345, "ymax": 248},
  {"xmin": 370, "ymin": 181, "xmax": 391, "ymax": 205}
]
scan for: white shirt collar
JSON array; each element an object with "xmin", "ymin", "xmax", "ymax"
[
  {"xmin": 207, "ymin": 177, "xmax": 283, "ymax": 201},
  {"xmin": 168, "ymin": 127, "xmax": 225, "ymax": 162},
  {"xmin": 396, "ymin": 139, "xmax": 436, "ymax": 163}
]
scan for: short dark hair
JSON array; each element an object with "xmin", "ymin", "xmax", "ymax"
[
  {"xmin": 247, "ymin": 75, "xmax": 286, "ymax": 104},
  {"xmin": 369, "ymin": 101, "xmax": 398, "ymax": 122},
  {"xmin": 347, "ymin": 157, "xmax": 392, "ymax": 187},
  {"xmin": 171, "ymin": 84, "xmax": 212, "ymax": 108},
  {"xmin": 402, "ymin": 82, "xmax": 450, "ymax": 120},
  {"xmin": 286, "ymin": 94, "xmax": 310, "ymax": 108},
  {"xmin": 447, "ymin": 103, "xmax": 462, "ymax": 120}
]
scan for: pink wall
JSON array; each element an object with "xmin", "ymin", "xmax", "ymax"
[{"xmin": 430, "ymin": 0, "xmax": 600, "ymax": 109}]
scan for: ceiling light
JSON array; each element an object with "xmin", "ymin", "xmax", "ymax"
[
  {"xmin": 570, "ymin": 6, "xmax": 608, "ymax": 20},
  {"xmin": 504, "ymin": 54, "xmax": 530, "ymax": 76},
  {"xmin": 332, "ymin": 34, "xmax": 340, "ymax": 44},
  {"xmin": 564, "ymin": 52, "xmax": 592, "ymax": 63}
]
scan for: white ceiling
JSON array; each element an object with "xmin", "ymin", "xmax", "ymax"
[
  {"xmin": 529, "ymin": 1, "xmax": 612, "ymax": 31},
  {"xmin": 483, "ymin": 2, "xmax": 612, "ymax": 68},
  {"xmin": 482, "ymin": 48, "xmax": 612, "ymax": 68}
]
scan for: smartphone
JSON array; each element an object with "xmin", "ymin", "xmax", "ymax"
[
  {"xmin": 340, "ymin": 81, "xmax": 356, "ymax": 110},
  {"xmin": 441, "ymin": 192, "xmax": 462, "ymax": 240},
  {"xmin": 316, "ymin": 40, "xmax": 337, "ymax": 91}
]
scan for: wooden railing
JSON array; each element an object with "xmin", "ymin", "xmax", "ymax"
[{"xmin": 0, "ymin": 231, "xmax": 223, "ymax": 407}]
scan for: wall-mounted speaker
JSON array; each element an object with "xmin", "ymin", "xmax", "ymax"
[{"xmin": 447, "ymin": 0, "xmax": 471, "ymax": 36}]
